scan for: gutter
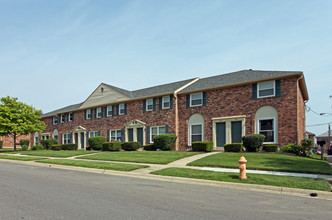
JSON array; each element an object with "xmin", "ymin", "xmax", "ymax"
[{"xmin": 173, "ymin": 77, "xmax": 200, "ymax": 151}]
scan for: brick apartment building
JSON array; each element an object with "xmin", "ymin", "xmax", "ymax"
[{"xmin": 29, "ymin": 70, "xmax": 308, "ymax": 151}]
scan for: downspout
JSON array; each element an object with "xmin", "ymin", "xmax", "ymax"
[{"xmin": 173, "ymin": 78, "xmax": 200, "ymax": 151}]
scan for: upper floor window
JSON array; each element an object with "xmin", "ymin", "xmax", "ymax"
[
  {"xmin": 119, "ymin": 104, "xmax": 125, "ymax": 115},
  {"xmin": 86, "ymin": 109, "xmax": 92, "ymax": 119},
  {"xmin": 68, "ymin": 113, "xmax": 73, "ymax": 122},
  {"xmin": 146, "ymin": 99, "xmax": 153, "ymax": 111},
  {"xmin": 96, "ymin": 107, "xmax": 102, "ymax": 118},
  {"xmin": 52, "ymin": 116, "xmax": 58, "ymax": 125},
  {"xmin": 190, "ymin": 92, "xmax": 203, "ymax": 107},
  {"xmin": 162, "ymin": 96, "xmax": 170, "ymax": 109},
  {"xmin": 107, "ymin": 106, "xmax": 113, "ymax": 117},
  {"xmin": 150, "ymin": 126, "xmax": 166, "ymax": 143},
  {"xmin": 60, "ymin": 114, "xmax": 66, "ymax": 123},
  {"xmin": 258, "ymin": 81, "xmax": 275, "ymax": 98}
]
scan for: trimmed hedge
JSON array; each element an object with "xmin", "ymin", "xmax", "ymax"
[
  {"xmin": 224, "ymin": 143, "xmax": 243, "ymax": 152},
  {"xmin": 88, "ymin": 136, "xmax": 106, "ymax": 150},
  {"xmin": 44, "ymin": 139, "xmax": 58, "ymax": 150},
  {"xmin": 20, "ymin": 139, "xmax": 30, "ymax": 146},
  {"xmin": 102, "ymin": 142, "xmax": 121, "ymax": 151},
  {"xmin": 62, "ymin": 143, "xmax": 78, "ymax": 151},
  {"xmin": 281, "ymin": 143, "xmax": 302, "ymax": 155},
  {"xmin": 31, "ymin": 145, "xmax": 44, "ymax": 151},
  {"xmin": 242, "ymin": 134, "xmax": 265, "ymax": 152},
  {"xmin": 21, "ymin": 145, "xmax": 29, "ymax": 151},
  {"xmin": 153, "ymin": 134, "xmax": 177, "ymax": 151},
  {"xmin": 121, "ymin": 142, "xmax": 140, "ymax": 151},
  {"xmin": 143, "ymin": 144, "xmax": 156, "ymax": 151},
  {"xmin": 0, "ymin": 140, "xmax": 2, "ymax": 149},
  {"xmin": 262, "ymin": 145, "xmax": 279, "ymax": 152},
  {"xmin": 50, "ymin": 145, "xmax": 62, "ymax": 151},
  {"xmin": 192, "ymin": 141, "xmax": 213, "ymax": 152}
]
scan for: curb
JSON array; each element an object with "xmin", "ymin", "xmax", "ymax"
[{"xmin": 1, "ymin": 158, "xmax": 331, "ymax": 200}]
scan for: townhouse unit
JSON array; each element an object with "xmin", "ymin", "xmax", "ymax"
[{"xmin": 36, "ymin": 70, "xmax": 309, "ymax": 151}]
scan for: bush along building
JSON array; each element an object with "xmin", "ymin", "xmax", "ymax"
[{"xmin": 36, "ymin": 70, "xmax": 309, "ymax": 151}]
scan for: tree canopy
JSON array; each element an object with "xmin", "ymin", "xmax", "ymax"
[{"xmin": 0, "ymin": 96, "xmax": 46, "ymax": 150}]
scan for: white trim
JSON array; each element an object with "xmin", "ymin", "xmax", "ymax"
[
  {"xmin": 110, "ymin": 129, "xmax": 122, "ymax": 142},
  {"xmin": 62, "ymin": 133, "xmax": 71, "ymax": 144},
  {"xmin": 119, "ymin": 104, "xmax": 125, "ymax": 115},
  {"xmin": 96, "ymin": 107, "xmax": 102, "ymax": 118},
  {"xmin": 60, "ymin": 114, "xmax": 66, "ymax": 123},
  {"xmin": 190, "ymin": 92, "xmax": 203, "ymax": 107},
  {"xmin": 162, "ymin": 96, "xmax": 170, "ymax": 109},
  {"xmin": 107, "ymin": 106, "xmax": 113, "ymax": 117},
  {"xmin": 189, "ymin": 123, "xmax": 204, "ymax": 146},
  {"xmin": 68, "ymin": 112, "xmax": 73, "ymax": 122},
  {"xmin": 257, "ymin": 117, "xmax": 277, "ymax": 144},
  {"xmin": 86, "ymin": 109, "xmax": 92, "ymax": 119},
  {"xmin": 146, "ymin": 99, "xmax": 153, "ymax": 111},
  {"xmin": 257, "ymin": 81, "xmax": 275, "ymax": 98}
]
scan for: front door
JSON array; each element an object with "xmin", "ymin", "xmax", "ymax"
[
  {"xmin": 80, "ymin": 132, "xmax": 85, "ymax": 149},
  {"xmin": 137, "ymin": 128, "xmax": 143, "ymax": 147},
  {"xmin": 231, "ymin": 121, "xmax": 242, "ymax": 143},
  {"xmin": 75, "ymin": 133, "xmax": 79, "ymax": 146},
  {"xmin": 128, "ymin": 128, "xmax": 134, "ymax": 142},
  {"xmin": 216, "ymin": 122, "xmax": 226, "ymax": 147}
]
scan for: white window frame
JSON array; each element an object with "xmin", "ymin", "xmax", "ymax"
[
  {"xmin": 60, "ymin": 114, "xmax": 66, "ymax": 123},
  {"xmin": 110, "ymin": 129, "xmax": 122, "ymax": 142},
  {"xmin": 53, "ymin": 116, "xmax": 58, "ymax": 125},
  {"xmin": 150, "ymin": 126, "xmax": 166, "ymax": 143},
  {"xmin": 96, "ymin": 107, "xmax": 102, "ymax": 118},
  {"xmin": 189, "ymin": 123, "xmax": 204, "ymax": 145},
  {"xmin": 62, "ymin": 133, "xmax": 71, "ymax": 144},
  {"xmin": 258, "ymin": 117, "xmax": 276, "ymax": 144},
  {"xmin": 68, "ymin": 113, "xmax": 73, "ymax": 122},
  {"xmin": 86, "ymin": 109, "xmax": 92, "ymax": 119},
  {"xmin": 119, "ymin": 104, "xmax": 125, "ymax": 115},
  {"xmin": 190, "ymin": 92, "xmax": 203, "ymax": 107},
  {"xmin": 107, "ymin": 106, "xmax": 113, "ymax": 117},
  {"xmin": 146, "ymin": 99, "xmax": 153, "ymax": 111},
  {"xmin": 258, "ymin": 81, "xmax": 275, "ymax": 98},
  {"xmin": 89, "ymin": 131, "xmax": 99, "ymax": 138},
  {"xmin": 162, "ymin": 96, "xmax": 170, "ymax": 109}
]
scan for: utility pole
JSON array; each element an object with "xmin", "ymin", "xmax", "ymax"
[{"xmin": 328, "ymin": 123, "xmax": 331, "ymax": 156}]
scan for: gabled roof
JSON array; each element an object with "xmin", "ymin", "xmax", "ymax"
[
  {"xmin": 41, "ymin": 103, "xmax": 82, "ymax": 117},
  {"xmin": 317, "ymin": 130, "xmax": 332, "ymax": 138}
]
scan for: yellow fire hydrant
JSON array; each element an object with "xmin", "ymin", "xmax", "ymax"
[{"xmin": 238, "ymin": 156, "xmax": 247, "ymax": 180}]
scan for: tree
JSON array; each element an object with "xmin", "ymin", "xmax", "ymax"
[{"xmin": 0, "ymin": 96, "xmax": 46, "ymax": 151}]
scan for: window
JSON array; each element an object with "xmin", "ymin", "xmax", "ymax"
[
  {"xmin": 89, "ymin": 131, "xmax": 99, "ymax": 137},
  {"xmin": 62, "ymin": 133, "xmax": 72, "ymax": 144},
  {"xmin": 191, "ymin": 124, "xmax": 203, "ymax": 143},
  {"xmin": 96, "ymin": 107, "xmax": 102, "ymax": 118},
  {"xmin": 146, "ymin": 99, "xmax": 153, "ymax": 111},
  {"xmin": 86, "ymin": 109, "xmax": 92, "ymax": 119},
  {"xmin": 119, "ymin": 104, "xmax": 125, "ymax": 115},
  {"xmin": 110, "ymin": 129, "xmax": 122, "ymax": 141},
  {"xmin": 150, "ymin": 126, "xmax": 166, "ymax": 143},
  {"xmin": 68, "ymin": 113, "xmax": 73, "ymax": 122},
  {"xmin": 60, "ymin": 114, "xmax": 66, "ymax": 123},
  {"xmin": 190, "ymin": 93, "xmax": 203, "ymax": 107},
  {"xmin": 53, "ymin": 117, "xmax": 58, "ymax": 125},
  {"xmin": 258, "ymin": 81, "xmax": 275, "ymax": 98},
  {"xmin": 107, "ymin": 106, "xmax": 113, "ymax": 117},
  {"xmin": 258, "ymin": 119, "xmax": 275, "ymax": 143},
  {"xmin": 162, "ymin": 96, "xmax": 170, "ymax": 109}
]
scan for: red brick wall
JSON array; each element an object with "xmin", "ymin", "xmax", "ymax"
[
  {"xmin": 297, "ymin": 81, "xmax": 306, "ymax": 143},
  {"xmin": 0, "ymin": 134, "xmax": 32, "ymax": 148}
]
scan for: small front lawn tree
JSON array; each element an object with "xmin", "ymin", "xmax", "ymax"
[{"xmin": 0, "ymin": 96, "xmax": 46, "ymax": 151}]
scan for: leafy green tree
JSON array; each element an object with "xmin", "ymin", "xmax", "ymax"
[{"xmin": 0, "ymin": 96, "xmax": 46, "ymax": 151}]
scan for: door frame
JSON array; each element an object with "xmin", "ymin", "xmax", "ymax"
[
  {"xmin": 125, "ymin": 119, "xmax": 146, "ymax": 145},
  {"xmin": 212, "ymin": 115, "xmax": 246, "ymax": 150},
  {"xmin": 72, "ymin": 126, "xmax": 87, "ymax": 150}
]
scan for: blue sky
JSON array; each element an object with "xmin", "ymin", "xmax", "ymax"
[{"xmin": 0, "ymin": 0, "xmax": 331, "ymax": 135}]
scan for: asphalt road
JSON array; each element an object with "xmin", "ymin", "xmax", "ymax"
[{"xmin": 0, "ymin": 161, "xmax": 331, "ymax": 220}]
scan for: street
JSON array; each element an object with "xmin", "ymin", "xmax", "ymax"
[{"xmin": 0, "ymin": 161, "xmax": 331, "ymax": 220}]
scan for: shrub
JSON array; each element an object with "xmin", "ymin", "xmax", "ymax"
[
  {"xmin": 0, "ymin": 140, "xmax": 2, "ymax": 149},
  {"xmin": 88, "ymin": 136, "xmax": 106, "ymax": 150},
  {"xmin": 121, "ymin": 142, "xmax": 140, "ymax": 151},
  {"xmin": 262, "ymin": 145, "xmax": 279, "ymax": 152},
  {"xmin": 102, "ymin": 142, "xmax": 121, "ymax": 151},
  {"xmin": 31, "ymin": 145, "xmax": 44, "ymax": 151},
  {"xmin": 143, "ymin": 144, "xmax": 157, "ymax": 151},
  {"xmin": 50, "ymin": 145, "xmax": 62, "ymax": 151},
  {"xmin": 62, "ymin": 143, "xmax": 78, "ymax": 151},
  {"xmin": 282, "ymin": 143, "xmax": 302, "ymax": 155},
  {"xmin": 21, "ymin": 145, "xmax": 29, "ymax": 151},
  {"xmin": 40, "ymin": 140, "xmax": 46, "ymax": 147},
  {"xmin": 281, "ymin": 144, "xmax": 293, "ymax": 153},
  {"xmin": 20, "ymin": 139, "xmax": 30, "ymax": 146},
  {"xmin": 301, "ymin": 139, "xmax": 313, "ymax": 156},
  {"xmin": 224, "ymin": 143, "xmax": 243, "ymax": 152},
  {"xmin": 291, "ymin": 144, "xmax": 302, "ymax": 156},
  {"xmin": 242, "ymin": 134, "xmax": 265, "ymax": 152},
  {"xmin": 44, "ymin": 139, "xmax": 58, "ymax": 150},
  {"xmin": 153, "ymin": 134, "xmax": 177, "ymax": 151},
  {"xmin": 192, "ymin": 141, "xmax": 213, "ymax": 152}
]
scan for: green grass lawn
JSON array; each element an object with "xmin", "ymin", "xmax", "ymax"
[
  {"xmin": 77, "ymin": 151, "xmax": 199, "ymax": 164},
  {"xmin": 15, "ymin": 150, "xmax": 98, "ymax": 158},
  {"xmin": 151, "ymin": 168, "xmax": 331, "ymax": 191},
  {"xmin": 37, "ymin": 159, "xmax": 148, "ymax": 171},
  {"xmin": 0, "ymin": 155, "xmax": 46, "ymax": 161},
  {"xmin": 188, "ymin": 153, "xmax": 332, "ymax": 175}
]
